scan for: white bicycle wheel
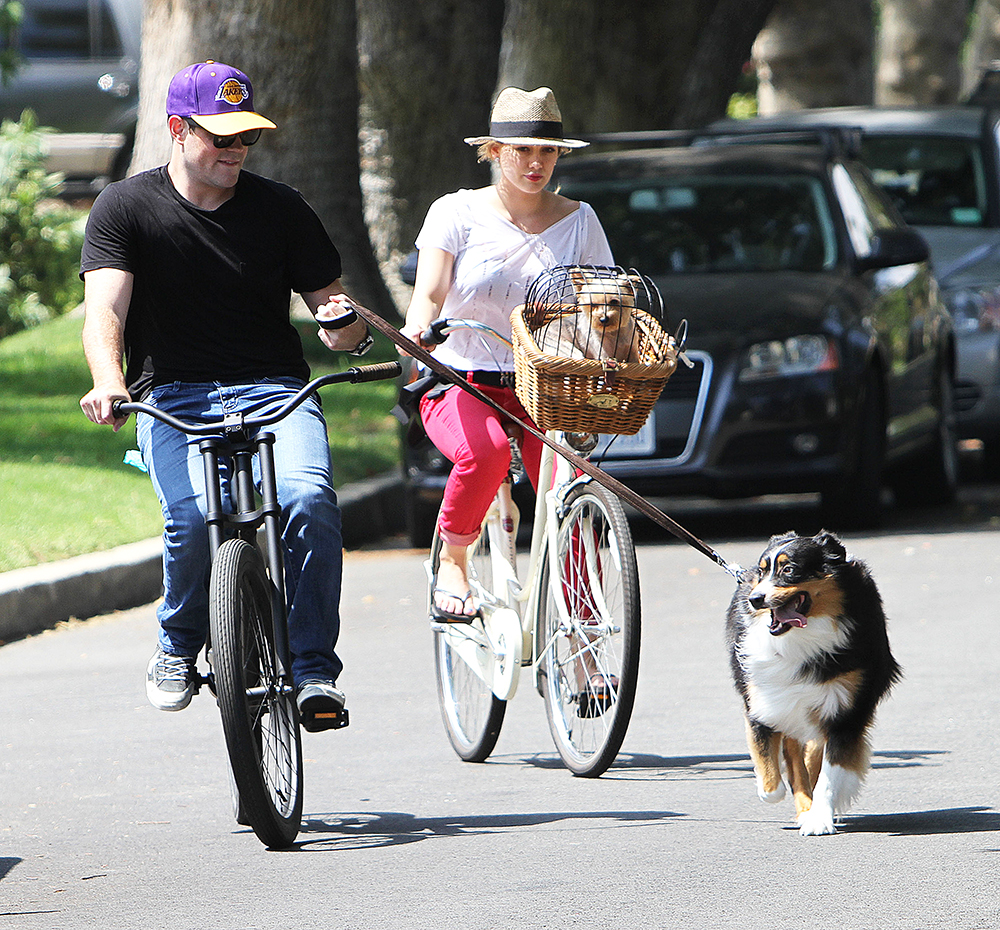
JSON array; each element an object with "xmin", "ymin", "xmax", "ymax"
[
  {"xmin": 536, "ymin": 482, "xmax": 640, "ymax": 777},
  {"xmin": 430, "ymin": 523, "xmax": 507, "ymax": 762}
]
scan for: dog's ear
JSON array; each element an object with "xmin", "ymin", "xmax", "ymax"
[
  {"xmin": 814, "ymin": 530, "xmax": 847, "ymax": 564},
  {"xmin": 768, "ymin": 530, "xmax": 797, "ymax": 548},
  {"xmin": 568, "ymin": 270, "xmax": 587, "ymax": 294}
]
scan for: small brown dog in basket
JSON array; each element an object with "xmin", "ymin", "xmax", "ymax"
[{"xmin": 534, "ymin": 269, "xmax": 642, "ymax": 362}]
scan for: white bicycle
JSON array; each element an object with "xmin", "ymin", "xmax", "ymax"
[{"xmin": 421, "ymin": 319, "xmax": 641, "ymax": 777}]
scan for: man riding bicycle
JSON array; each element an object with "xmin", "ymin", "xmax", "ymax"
[{"xmin": 79, "ymin": 60, "xmax": 372, "ymax": 728}]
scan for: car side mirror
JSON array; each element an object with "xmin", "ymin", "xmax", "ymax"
[{"xmin": 857, "ymin": 227, "xmax": 929, "ymax": 271}]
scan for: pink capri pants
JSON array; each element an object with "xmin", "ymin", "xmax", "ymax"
[{"xmin": 419, "ymin": 380, "xmax": 543, "ymax": 547}]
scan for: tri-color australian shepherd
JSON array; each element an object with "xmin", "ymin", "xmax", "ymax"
[{"xmin": 726, "ymin": 531, "xmax": 901, "ymax": 836}]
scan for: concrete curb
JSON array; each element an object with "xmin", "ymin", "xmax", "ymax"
[{"xmin": 0, "ymin": 471, "xmax": 404, "ymax": 644}]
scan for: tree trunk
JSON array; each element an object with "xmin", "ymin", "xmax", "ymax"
[
  {"xmin": 876, "ymin": 0, "xmax": 973, "ymax": 104},
  {"xmin": 496, "ymin": 0, "xmax": 776, "ymax": 132},
  {"xmin": 962, "ymin": 0, "xmax": 1000, "ymax": 98},
  {"xmin": 358, "ymin": 0, "xmax": 505, "ymax": 261},
  {"xmin": 132, "ymin": 0, "xmax": 396, "ymax": 319},
  {"xmin": 753, "ymin": 0, "xmax": 875, "ymax": 113}
]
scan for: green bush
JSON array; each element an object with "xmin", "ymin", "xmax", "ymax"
[{"xmin": 0, "ymin": 110, "xmax": 86, "ymax": 338}]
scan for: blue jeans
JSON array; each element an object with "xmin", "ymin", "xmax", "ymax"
[{"xmin": 135, "ymin": 378, "xmax": 343, "ymax": 686}]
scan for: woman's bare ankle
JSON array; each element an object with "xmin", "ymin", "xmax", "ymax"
[{"xmin": 435, "ymin": 546, "xmax": 476, "ymax": 616}]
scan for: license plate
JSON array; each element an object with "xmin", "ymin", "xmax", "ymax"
[{"xmin": 595, "ymin": 412, "xmax": 656, "ymax": 458}]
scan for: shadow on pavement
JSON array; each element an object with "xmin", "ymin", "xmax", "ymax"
[
  {"xmin": 844, "ymin": 806, "xmax": 1000, "ymax": 836},
  {"xmin": 293, "ymin": 808, "xmax": 682, "ymax": 850}
]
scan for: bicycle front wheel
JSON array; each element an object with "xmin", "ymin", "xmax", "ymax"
[
  {"xmin": 430, "ymin": 525, "xmax": 507, "ymax": 762},
  {"xmin": 537, "ymin": 482, "xmax": 640, "ymax": 777},
  {"xmin": 210, "ymin": 538, "xmax": 303, "ymax": 848}
]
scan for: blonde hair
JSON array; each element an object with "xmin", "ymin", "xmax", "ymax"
[{"xmin": 476, "ymin": 140, "xmax": 571, "ymax": 163}]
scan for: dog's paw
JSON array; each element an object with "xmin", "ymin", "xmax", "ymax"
[
  {"xmin": 757, "ymin": 780, "xmax": 786, "ymax": 804},
  {"xmin": 797, "ymin": 807, "xmax": 837, "ymax": 836}
]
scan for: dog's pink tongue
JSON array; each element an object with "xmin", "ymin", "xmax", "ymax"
[{"xmin": 770, "ymin": 595, "xmax": 808, "ymax": 632}]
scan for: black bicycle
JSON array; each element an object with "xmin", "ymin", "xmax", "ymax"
[{"xmin": 113, "ymin": 360, "xmax": 401, "ymax": 848}]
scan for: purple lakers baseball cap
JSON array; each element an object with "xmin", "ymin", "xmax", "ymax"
[{"xmin": 166, "ymin": 61, "xmax": 276, "ymax": 134}]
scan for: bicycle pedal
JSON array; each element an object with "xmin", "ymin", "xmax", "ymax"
[
  {"xmin": 576, "ymin": 690, "xmax": 613, "ymax": 719},
  {"xmin": 300, "ymin": 706, "xmax": 350, "ymax": 733}
]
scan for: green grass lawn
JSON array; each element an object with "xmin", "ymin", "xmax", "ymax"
[{"xmin": 0, "ymin": 313, "xmax": 401, "ymax": 572}]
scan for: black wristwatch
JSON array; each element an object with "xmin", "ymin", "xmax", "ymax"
[{"xmin": 348, "ymin": 328, "xmax": 374, "ymax": 356}]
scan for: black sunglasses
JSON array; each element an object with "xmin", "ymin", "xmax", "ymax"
[{"xmin": 186, "ymin": 118, "xmax": 262, "ymax": 149}]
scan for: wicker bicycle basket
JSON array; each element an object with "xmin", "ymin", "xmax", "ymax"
[{"xmin": 511, "ymin": 266, "xmax": 679, "ymax": 435}]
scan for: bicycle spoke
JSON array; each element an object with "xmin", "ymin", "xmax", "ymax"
[
  {"xmin": 538, "ymin": 484, "xmax": 639, "ymax": 777},
  {"xmin": 211, "ymin": 539, "xmax": 303, "ymax": 847},
  {"xmin": 431, "ymin": 525, "xmax": 507, "ymax": 762}
]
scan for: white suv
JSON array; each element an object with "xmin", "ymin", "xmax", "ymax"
[{"xmin": 1, "ymin": 0, "xmax": 140, "ymax": 194}]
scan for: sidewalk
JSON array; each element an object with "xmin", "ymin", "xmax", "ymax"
[{"xmin": 0, "ymin": 470, "xmax": 404, "ymax": 644}]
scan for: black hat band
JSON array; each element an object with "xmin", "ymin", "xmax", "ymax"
[{"xmin": 490, "ymin": 119, "xmax": 564, "ymax": 139}]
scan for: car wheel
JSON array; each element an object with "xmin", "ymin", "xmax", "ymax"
[
  {"xmin": 821, "ymin": 367, "xmax": 885, "ymax": 529},
  {"xmin": 891, "ymin": 365, "xmax": 958, "ymax": 507}
]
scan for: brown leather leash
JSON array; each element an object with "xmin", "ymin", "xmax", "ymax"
[{"xmin": 354, "ymin": 306, "xmax": 744, "ymax": 581}]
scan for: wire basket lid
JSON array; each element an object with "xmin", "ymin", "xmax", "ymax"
[{"xmin": 522, "ymin": 264, "xmax": 664, "ymax": 331}]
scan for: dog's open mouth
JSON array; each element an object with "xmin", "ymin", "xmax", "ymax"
[{"xmin": 769, "ymin": 592, "xmax": 811, "ymax": 636}]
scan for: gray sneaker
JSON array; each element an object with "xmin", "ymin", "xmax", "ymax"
[
  {"xmin": 146, "ymin": 647, "xmax": 196, "ymax": 711},
  {"xmin": 296, "ymin": 679, "xmax": 347, "ymax": 732}
]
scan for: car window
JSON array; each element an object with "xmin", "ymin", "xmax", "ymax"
[
  {"xmin": 859, "ymin": 135, "xmax": 986, "ymax": 228},
  {"xmin": 16, "ymin": 0, "xmax": 123, "ymax": 59},
  {"xmin": 560, "ymin": 174, "xmax": 837, "ymax": 274}
]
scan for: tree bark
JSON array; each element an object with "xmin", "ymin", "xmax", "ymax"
[
  {"xmin": 496, "ymin": 0, "xmax": 775, "ymax": 132},
  {"xmin": 358, "ymin": 0, "xmax": 504, "ymax": 259},
  {"xmin": 132, "ymin": 0, "xmax": 396, "ymax": 319},
  {"xmin": 753, "ymin": 0, "xmax": 875, "ymax": 113},
  {"xmin": 876, "ymin": 0, "xmax": 973, "ymax": 105},
  {"xmin": 962, "ymin": 0, "xmax": 1000, "ymax": 98}
]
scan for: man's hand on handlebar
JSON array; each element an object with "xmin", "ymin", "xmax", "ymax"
[{"xmin": 80, "ymin": 384, "xmax": 130, "ymax": 432}]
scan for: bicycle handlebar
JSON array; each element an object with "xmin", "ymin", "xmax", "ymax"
[
  {"xmin": 419, "ymin": 318, "xmax": 512, "ymax": 349},
  {"xmin": 110, "ymin": 361, "xmax": 402, "ymax": 436}
]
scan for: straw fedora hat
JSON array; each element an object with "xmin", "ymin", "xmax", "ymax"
[{"xmin": 464, "ymin": 86, "xmax": 588, "ymax": 148}]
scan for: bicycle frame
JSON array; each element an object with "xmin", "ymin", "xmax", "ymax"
[
  {"xmin": 113, "ymin": 362, "xmax": 402, "ymax": 694},
  {"xmin": 113, "ymin": 361, "xmax": 401, "ymax": 845},
  {"xmin": 423, "ymin": 308, "xmax": 641, "ymax": 776},
  {"xmin": 423, "ymin": 316, "xmax": 617, "ymax": 699},
  {"xmin": 198, "ymin": 429, "xmax": 292, "ymax": 686},
  {"xmin": 433, "ymin": 429, "xmax": 598, "ymax": 701}
]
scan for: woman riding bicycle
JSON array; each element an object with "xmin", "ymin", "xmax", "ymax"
[{"xmin": 400, "ymin": 85, "xmax": 613, "ymax": 622}]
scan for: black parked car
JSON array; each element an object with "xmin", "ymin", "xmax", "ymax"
[
  {"xmin": 553, "ymin": 134, "xmax": 957, "ymax": 527},
  {"xmin": 400, "ymin": 132, "xmax": 957, "ymax": 540},
  {"xmin": 709, "ymin": 106, "xmax": 1000, "ymax": 468}
]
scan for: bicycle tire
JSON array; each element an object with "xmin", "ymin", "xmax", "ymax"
[
  {"xmin": 210, "ymin": 538, "xmax": 303, "ymax": 848},
  {"xmin": 430, "ymin": 525, "xmax": 507, "ymax": 762},
  {"xmin": 537, "ymin": 482, "xmax": 640, "ymax": 777}
]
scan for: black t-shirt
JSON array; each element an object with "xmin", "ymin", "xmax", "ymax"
[{"xmin": 80, "ymin": 166, "xmax": 343, "ymax": 397}]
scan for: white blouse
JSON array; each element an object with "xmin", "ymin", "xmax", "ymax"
[{"xmin": 414, "ymin": 189, "xmax": 613, "ymax": 371}]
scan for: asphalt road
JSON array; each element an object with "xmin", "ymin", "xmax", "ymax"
[{"xmin": 3, "ymin": 485, "xmax": 1000, "ymax": 929}]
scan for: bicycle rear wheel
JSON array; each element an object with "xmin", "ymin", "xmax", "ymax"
[
  {"xmin": 537, "ymin": 482, "xmax": 640, "ymax": 777},
  {"xmin": 430, "ymin": 524, "xmax": 507, "ymax": 762},
  {"xmin": 210, "ymin": 538, "xmax": 303, "ymax": 848}
]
